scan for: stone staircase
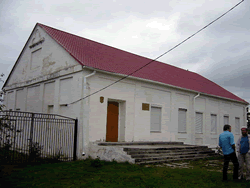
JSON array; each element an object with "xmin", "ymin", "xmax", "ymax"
[{"xmin": 98, "ymin": 141, "xmax": 220, "ymax": 165}]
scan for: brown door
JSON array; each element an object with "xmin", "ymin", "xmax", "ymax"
[{"xmin": 106, "ymin": 101, "xmax": 119, "ymax": 142}]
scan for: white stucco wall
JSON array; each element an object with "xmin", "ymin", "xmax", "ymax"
[
  {"xmin": 86, "ymin": 71, "xmax": 247, "ymax": 148},
  {"xmin": 2, "ymin": 25, "xmax": 248, "ymax": 160},
  {"xmin": 3, "ymin": 25, "xmax": 89, "ymax": 159},
  {"xmin": 87, "ymin": 74, "xmax": 136, "ymax": 144},
  {"xmin": 7, "ymin": 26, "xmax": 79, "ymax": 87}
]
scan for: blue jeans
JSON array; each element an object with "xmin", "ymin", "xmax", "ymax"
[{"xmin": 223, "ymin": 152, "xmax": 239, "ymax": 180}]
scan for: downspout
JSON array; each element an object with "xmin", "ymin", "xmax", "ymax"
[
  {"xmin": 84, "ymin": 71, "xmax": 96, "ymax": 88},
  {"xmin": 193, "ymin": 93, "xmax": 200, "ymax": 144},
  {"xmin": 82, "ymin": 70, "xmax": 96, "ymax": 156},
  {"xmin": 194, "ymin": 93, "xmax": 200, "ymax": 106}
]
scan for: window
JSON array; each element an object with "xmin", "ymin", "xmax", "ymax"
[
  {"xmin": 195, "ymin": 112, "xmax": 203, "ymax": 133},
  {"xmin": 224, "ymin": 116, "xmax": 229, "ymax": 125},
  {"xmin": 150, "ymin": 106, "xmax": 162, "ymax": 132},
  {"xmin": 178, "ymin": 109, "xmax": 187, "ymax": 133},
  {"xmin": 211, "ymin": 114, "xmax": 217, "ymax": 133},
  {"xmin": 235, "ymin": 117, "xmax": 240, "ymax": 134}
]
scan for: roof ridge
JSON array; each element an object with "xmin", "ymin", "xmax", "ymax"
[
  {"xmin": 38, "ymin": 23, "xmax": 150, "ymax": 57},
  {"xmin": 37, "ymin": 23, "xmax": 192, "ymax": 73},
  {"xmin": 35, "ymin": 23, "xmax": 248, "ymax": 104}
]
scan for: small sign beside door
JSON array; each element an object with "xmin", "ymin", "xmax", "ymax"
[
  {"xmin": 100, "ymin": 96, "xmax": 104, "ymax": 103},
  {"xmin": 142, "ymin": 103, "xmax": 150, "ymax": 111}
]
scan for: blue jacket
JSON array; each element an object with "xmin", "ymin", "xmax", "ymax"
[
  {"xmin": 236, "ymin": 135, "xmax": 250, "ymax": 155},
  {"xmin": 219, "ymin": 131, "xmax": 235, "ymax": 155}
]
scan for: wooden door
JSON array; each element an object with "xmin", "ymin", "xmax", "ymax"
[{"xmin": 106, "ymin": 102, "xmax": 119, "ymax": 142}]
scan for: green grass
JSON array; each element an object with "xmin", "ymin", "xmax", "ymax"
[
  {"xmin": 0, "ymin": 148, "xmax": 28, "ymax": 161},
  {"xmin": 0, "ymin": 148, "xmax": 68, "ymax": 165},
  {"xmin": 1, "ymin": 157, "xmax": 249, "ymax": 188}
]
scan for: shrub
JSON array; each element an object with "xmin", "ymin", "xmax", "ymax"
[
  {"xmin": 29, "ymin": 142, "xmax": 43, "ymax": 161},
  {"xmin": 90, "ymin": 157, "xmax": 102, "ymax": 167},
  {"xmin": 44, "ymin": 149, "xmax": 67, "ymax": 163}
]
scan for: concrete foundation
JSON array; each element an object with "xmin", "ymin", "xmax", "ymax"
[{"xmin": 87, "ymin": 142, "xmax": 135, "ymax": 164}]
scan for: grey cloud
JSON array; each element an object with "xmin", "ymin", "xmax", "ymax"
[{"xmin": 0, "ymin": 0, "xmax": 249, "ymax": 104}]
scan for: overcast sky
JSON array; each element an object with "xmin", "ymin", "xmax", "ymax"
[{"xmin": 0, "ymin": 0, "xmax": 249, "ymax": 106}]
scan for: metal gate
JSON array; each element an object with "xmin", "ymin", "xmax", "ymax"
[{"xmin": 0, "ymin": 110, "xmax": 78, "ymax": 164}]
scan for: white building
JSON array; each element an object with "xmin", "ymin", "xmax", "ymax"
[{"xmin": 2, "ymin": 23, "xmax": 249, "ymax": 158}]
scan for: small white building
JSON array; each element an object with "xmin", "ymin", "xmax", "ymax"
[{"xmin": 2, "ymin": 23, "xmax": 249, "ymax": 158}]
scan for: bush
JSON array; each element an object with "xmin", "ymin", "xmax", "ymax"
[
  {"xmin": 43, "ymin": 149, "xmax": 67, "ymax": 163},
  {"xmin": 90, "ymin": 157, "xmax": 102, "ymax": 167},
  {"xmin": 29, "ymin": 142, "xmax": 43, "ymax": 162}
]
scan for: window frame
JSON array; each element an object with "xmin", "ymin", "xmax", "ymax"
[
  {"xmin": 150, "ymin": 105, "xmax": 162, "ymax": 132},
  {"xmin": 211, "ymin": 114, "xmax": 217, "ymax": 134},
  {"xmin": 235, "ymin": 117, "xmax": 240, "ymax": 134},
  {"xmin": 224, "ymin": 115, "xmax": 229, "ymax": 125},
  {"xmin": 178, "ymin": 108, "xmax": 187, "ymax": 133},
  {"xmin": 195, "ymin": 112, "xmax": 203, "ymax": 134}
]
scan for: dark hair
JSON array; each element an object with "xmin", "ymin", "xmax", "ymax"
[{"xmin": 224, "ymin": 124, "xmax": 231, "ymax": 131}]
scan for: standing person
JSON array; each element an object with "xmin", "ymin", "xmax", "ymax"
[
  {"xmin": 236, "ymin": 126, "xmax": 250, "ymax": 180},
  {"xmin": 219, "ymin": 124, "xmax": 239, "ymax": 181}
]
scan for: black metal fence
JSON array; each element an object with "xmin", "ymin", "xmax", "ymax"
[{"xmin": 0, "ymin": 110, "xmax": 78, "ymax": 164}]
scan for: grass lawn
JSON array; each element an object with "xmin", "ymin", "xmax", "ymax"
[{"xmin": 1, "ymin": 157, "xmax": 249, "ymax": 188}]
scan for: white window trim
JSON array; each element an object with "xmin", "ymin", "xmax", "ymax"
[
  {"xmin": 235, "ymin": 117, "xmax": 240, "ymax": 135},
  {"xmin": 178, "ymin": 108, "xmax": 187, "ymax": 133},
  {"xmin": 224, "ymin": 115, "xmax": 229, "ymax": 125},
  {"xmin": 211, "ymin": 114, "xmax": 217, "ymax": 134},
  {"xmin": 195, "ymin": 111, "xmax": 203, "ymax": 134},
  {"xmin": 151, "ymin": 104, "xmax": 162, "ymax": 108},
  {"xmin": 150, "ymin": 105, "xmax": 162, "ymax": 132}
]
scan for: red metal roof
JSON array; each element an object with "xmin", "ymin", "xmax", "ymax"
[{"xmin": 38, "ymin": 23, "xmax": 248, "ymax": 104}]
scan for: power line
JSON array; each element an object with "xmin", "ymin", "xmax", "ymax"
[{"xmin": 69, "ymin": 0, "xmax": 244, "ymax": 105}]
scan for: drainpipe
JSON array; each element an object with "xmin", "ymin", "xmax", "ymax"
[
  {"xmin": 84, "ymin": 71, "xmax": 96, "ymax": 89},
  {"xmin": 194, "ymin": 93, "xmax": 200, "ymax": 105},
  {"xmin": 193, "ymin": 93, "xmax": 200, "ymax": 144},
  {"xmin": 82, "ymin": 70, "xmax": 96, "ymax": 156}
]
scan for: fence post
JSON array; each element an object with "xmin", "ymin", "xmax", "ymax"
[
  {"xmin": 29, "ymin": 113, "xmax": 34, "ymax": 162},
  {"xmin": 73, "ymin": 118, "xmax": 78, "ymax": 161},
  {"xmin": 13, "ymin": 117, "xmax": 17, "ymax": 164}
]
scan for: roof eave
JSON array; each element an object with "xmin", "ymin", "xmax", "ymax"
[{"xmin": 85, "ymin": 66, "xmax": 249, "ymax": 105}]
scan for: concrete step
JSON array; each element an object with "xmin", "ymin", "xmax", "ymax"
[
  {"xmin": 120, "ymin": 143, "xmax": 219, "ymax": 164},
  {"xmin": 126, "ymin": 148, "xmax": 213, "ymax": 155},
  {"xmin": 129, "ymin": 150, "xmax": 215, "ymax": 158},
  {"xmin": 98, "ymin": 141, "xmax": 184, "ymax": 146},
  {"xmin": 123, "ymin": 145, "xmax": 209, "ymax": 152},
  {"xmin": 134, "ymin": 153, "xmax": 218, "ymax": 163},
  {"xmin": 136, "ymin": 155, "xmax": 218, "ymax": 165},
  {"xmin": 96, "ymin": 141, "xmax": 219, "ymax": 164}
]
